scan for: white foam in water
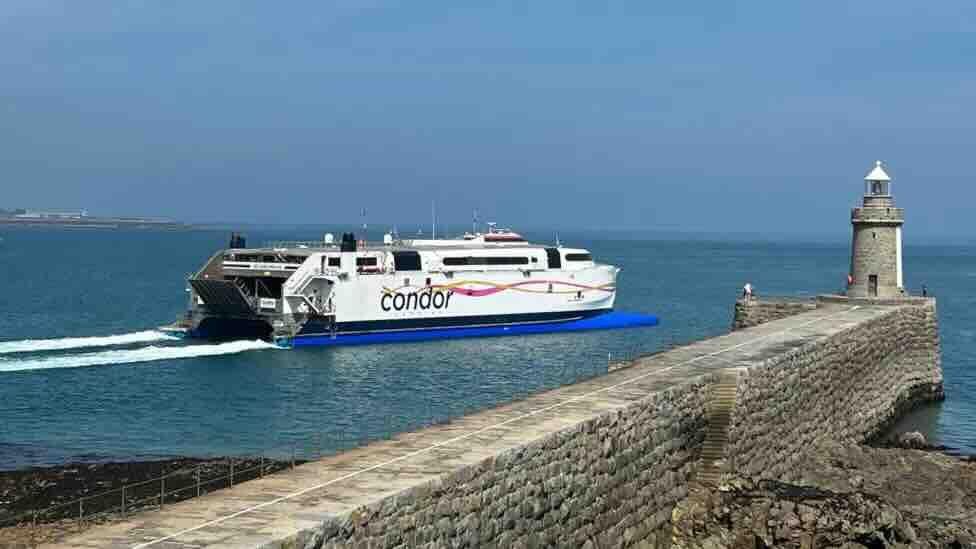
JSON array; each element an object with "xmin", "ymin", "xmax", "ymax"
[
  {"xmin": 0, "ymin": 340, "xmax": 277, "ymax": 372},
  {"xmin": 0, "ymin": 330, "xmax": 177, "ymax": 355}
]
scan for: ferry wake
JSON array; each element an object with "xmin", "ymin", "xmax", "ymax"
[{"xmin": 163, "ymin": 225, "xmax": 658, "ymax": 347}]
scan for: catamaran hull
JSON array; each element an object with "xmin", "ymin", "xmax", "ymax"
[
  {"xmin": 173, "ymin": 230, "xmax": 660, "ymax": 348},
  {"xmin": 281, "ymin": 310, "xmax": 659, "ymax": 348},
  {"xmin": 190, "ymin": 317, "xmax": 273, "ymax": 340},
  {"xmin": 169, "ymin": 309, "xmax": 659, "ymax": 347}
]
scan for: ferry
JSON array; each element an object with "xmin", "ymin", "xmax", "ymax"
[{"xmin": 164, "ymin": 226, "xmax": 658, "ymax": 347}]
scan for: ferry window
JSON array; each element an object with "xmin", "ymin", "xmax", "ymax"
[
  {"xmin": 393, "ymin": 251, "xmax": 422, "ymax": 271},
  {"xmin": 328, "ymin": 257, "xmax": 340, "ymax": 267},
  {"xmin": 531, "ymin": 257, "xmax": 538, "ymax": 263},
  {"xmin": 262, "ymin": 255, "xmax": 276, "ymax": 263},
  {"xmin": 488, "ymin": 257, "xmax": 529, "ymax": 266},
  {"xmin": 545, "ymin": 248, "xmax": 561, "ymax": 269},
  {"xmin": 566, "ymin": 253, "xmax": 592, "ymax": 262},
  {"xmin": 442, "ymin": 256, "xmax": 529, "ymax": 266},
  {"xmin": 356, "ymin": 257, "xmax": 378, "ymax": 267}
]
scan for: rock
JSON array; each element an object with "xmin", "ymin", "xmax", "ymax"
[
  {"xmin": 673, "ymin": 479, "xmax": 917, "ymax": 548},
  {"xmin": 302, "ymin": 528, "xmax": 325, "ymax": 549},
  {"xmin": 674, "ymin": 444, "xmax": 976, "ymax": 548},
  {"xmin": 895, "ymin": 431, "xmax": 928, "ymax": 449}
]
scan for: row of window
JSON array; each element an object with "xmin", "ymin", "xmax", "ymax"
[
  {"xmin": 440, "ymin": 253, "xmax": 589, "ymax": 267},
  {"xmin": 231, "ymin": 251, "xmax": 593, "ymax": 271},
  {"xmin": 320, "ymin": 257, "xmax": 378, "ymax": 267},
  {"xmin": 442, "ymin": 256, "xmax": 533, "ymax": 266},
  {"xmin": 227, "ymin": 254, "xmax": 306, "ymax": 264}
]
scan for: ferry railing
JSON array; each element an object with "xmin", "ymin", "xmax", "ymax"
[
  {"xmin": 264, "ymin": 241, "xmax": 336, "ymax": 249},
  {"xmin": 284, "ymin": 267, "xmax": 342, "ymax": 296},
  {"xmin": 0, "ymin": 341, "xmax": 665, "ymax": 544}
]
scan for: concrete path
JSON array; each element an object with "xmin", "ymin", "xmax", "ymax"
[{"xmin": 46, "ymin": 304, "xmax": 890, "ymax": 549}]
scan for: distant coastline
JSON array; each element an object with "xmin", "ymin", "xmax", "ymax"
[{"xmin": 0, "ymin": 209, "xmax": 190, "ymax": 230}]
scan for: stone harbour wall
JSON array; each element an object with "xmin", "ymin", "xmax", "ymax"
[
  {"xmin": 731, "ymin": 297, "xmax": 817, "ymax": 331},
  {"xmin": 274, "ymin": 301, "xmax": 942, "ymax": 549},
  {"xmin": 292, "ymin": 377, "xmax": 715, "ymax": 549},
  {"xmin": 728, "ymin": 301, "xmax": 943, "ymax": 482}
]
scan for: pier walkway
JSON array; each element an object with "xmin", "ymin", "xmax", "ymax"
[{"xmin": 47, "ymin": 303, "xmax": 886, "ymax": 549}]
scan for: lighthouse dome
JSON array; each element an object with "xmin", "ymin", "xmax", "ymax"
[{"xmin": 864, "ymin": 160, "xmax": 891, "ymax": 182}]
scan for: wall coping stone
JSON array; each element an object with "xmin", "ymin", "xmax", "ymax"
[{"xmin": 817, "ymin": 294, "xmax": 935, "ymax": 307}]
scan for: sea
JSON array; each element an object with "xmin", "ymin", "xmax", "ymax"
[{"xmin": 0, "ymin": 228, "xmax": 972, "ymax": 471}]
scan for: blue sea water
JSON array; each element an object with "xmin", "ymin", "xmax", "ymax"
[{"xmin": 0, "ymin": 228, "xmax": 972, "ymax": 470}]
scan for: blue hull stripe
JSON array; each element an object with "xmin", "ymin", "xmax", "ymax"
[{"xmin": 283, "ymin": 311, "xmax": 659, "ymax": 348}]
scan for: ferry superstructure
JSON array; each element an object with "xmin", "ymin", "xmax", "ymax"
[{"xmin": 168, "ymin": 227, "xmax": 656, "ymax": 346}]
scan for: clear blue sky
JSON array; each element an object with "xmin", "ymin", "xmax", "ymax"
[{"xmin": 1, "ymin": 2, "xmax": 972, "ymax": 235}]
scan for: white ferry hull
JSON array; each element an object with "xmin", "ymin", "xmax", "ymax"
[
  {"xmin": 176, "ymin": 230, "xmax": 659, "ymax": 346},
  {"xmin": 305, "ymin": 265, "xmax": 615, "ymax": 330}
]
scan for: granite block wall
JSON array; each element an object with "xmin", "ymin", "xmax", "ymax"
[
  {"xmin": 732, "ymin": 297, "xmax": 817, "ymax": 331},
  {"xmin": 277, "ymin": 302, "xmax": 942, "ymax": 549},
  {"xmin": 285, "ymin": 377, "xmax": 715, "ymax": 549},
  {"xmin": 728, "ymin": 302, "xmax": 943, "ymax": 482}
]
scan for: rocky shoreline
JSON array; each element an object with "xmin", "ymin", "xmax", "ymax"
[
  {"xmin": 0, "ymin": 456, "xmax": 295, "ymax": 548},
  {"xmin": 674, "ymin": 434, "xmax": 976, "ymax": 548}
]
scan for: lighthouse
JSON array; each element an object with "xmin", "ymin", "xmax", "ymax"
[{"xmin": 848, "ymin": 161, "xmax": 905, "ymax": 298}]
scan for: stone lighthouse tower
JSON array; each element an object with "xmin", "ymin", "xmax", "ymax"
[{"xmin": 848, "ymin": 161, "xmax": 905, "ymax": 298}]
